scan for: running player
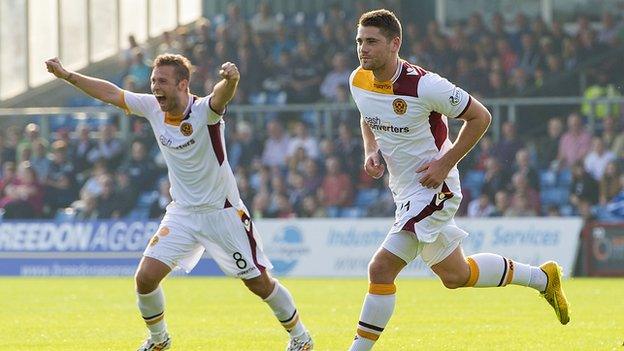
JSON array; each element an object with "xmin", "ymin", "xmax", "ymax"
[
  {"xmin": 347, "ymin": 9, "xmax": 569, "ymax": 350},
  {"xmin": 45, "ymin": 54, "xmax": 313, "ymax": 351}
]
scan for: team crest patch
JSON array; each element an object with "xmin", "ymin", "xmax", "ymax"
[
  {"xmin": 392, "ymin": 98, "xmax": 407, "ymax": 115},
  {"xmin": 158, "ymin": 226, "xmax": 170, "ymax": 237},
  {"xmin": 449, "ymin": 87, "xmax": 463, "ymax": 106},
  {"xmin": 180, "ymin": 122, "xmax": 193, "ymax": 136}
]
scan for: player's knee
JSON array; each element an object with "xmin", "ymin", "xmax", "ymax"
[
  {"xmin": 439, "ymin": 272, "xmax": 467, "ymax": 289},
  {"xmin": 134, "ymin": 269, "xmax": 161, "ymax": 293},
  {"xmin": 368, "ymin": 259, "xmax": 394, "ymax": 283},
  {"xmin": 243, "ymin": 275, "xmax": 275, "ymax": 299}
]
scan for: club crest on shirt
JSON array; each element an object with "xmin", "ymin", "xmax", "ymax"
[
  {"xmin": 392, "ymin": 98, "xmax": 407, "ymax": 115},
  {"xmin": 180, "ymin": 122, "xmax": 193, "ymax": 136}
]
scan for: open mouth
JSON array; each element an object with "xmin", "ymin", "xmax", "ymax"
[{"xmin": 154, "ymin": 94, "xmax": 167, "ymax": 107}]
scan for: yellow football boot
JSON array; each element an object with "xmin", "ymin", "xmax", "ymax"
[{"xmin": 540, "ymin": 261, "xmax": 570, "ymax": 325}]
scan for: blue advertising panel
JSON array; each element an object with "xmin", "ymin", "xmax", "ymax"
[{"xmin": 0, "ymin": 220, "xmax": 223, "ymax": 276}]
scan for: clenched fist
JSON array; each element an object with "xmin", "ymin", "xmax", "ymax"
[
  {"xmin": 219, "ymin": 62, "xmax": 240, "ymax": 82},
  {"xmin": 45, "ymin": 57, "xmax": 70, "ymax": 79}
]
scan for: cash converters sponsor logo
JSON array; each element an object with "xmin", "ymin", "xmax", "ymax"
[
  {"xmin": 159, "ymin": 134, "xmax": 196, "ymax": 150},
  {"xmin": 364, "ymin": 116, "xmax": 410, "ymax": 134},
  {"xmin": 266, "ymin": 226, "xmax": 310, "ymax": 275}
]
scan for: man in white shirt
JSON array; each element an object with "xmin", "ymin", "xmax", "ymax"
[
  {"xmin": 46, "ymin": 54, "xmax": 313, "ymax": 351},
  {"xmin": 347, "ymin": 9, "xmax": 570, "ymax": 351}
]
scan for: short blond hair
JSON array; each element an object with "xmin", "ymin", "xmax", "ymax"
[{"xmin": 153, "ymin": 54, "xmax": 192, "ymax": 83}]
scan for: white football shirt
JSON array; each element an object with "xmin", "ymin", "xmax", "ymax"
[
  {"xmin": 349, "ymin": 60, "xmax": 472, "ymax": 203},
  {"xmin": 121, "ymin": 91, "xmax": 241, "ymax": 209}
]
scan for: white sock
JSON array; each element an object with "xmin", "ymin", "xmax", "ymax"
[
  {"xmin": 466, "ymin": 253, "xmax": 547, "ymax": 291},
  {"xmin": 263, "ymin": 281, "xmax": 306, "ymax": 338},
  {"xmin": 137, "ymin": 286, "xmax": 167, "ymax": 342},
  {"xmin": 349, "ymin": 283, "xmax": 396, "ymax": 351}
]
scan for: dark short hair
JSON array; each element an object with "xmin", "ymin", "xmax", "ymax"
[
  {"xmin": 153, "ymin": 54, "xmax": 192, "ymax": 83},
  {"xmin": 358, "ymin": 9, "xmax": 402, "ymax": 40}
]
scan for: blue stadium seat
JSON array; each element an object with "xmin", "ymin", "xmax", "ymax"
[
  {"xmin": 462, "ymin": 170, "xmax": 485, "ymax": 197},
  {"xmin": 354, "ymin": 188, "xmax": 380, "ymax": 207},
  {"xmin": 540, "ymin": 187, "xmax": 569, "ymax": 207},
  {"xmin": 539, "ymin": 169, "xmax": 557, "ymax": 188},
  {"xmin": 341, "ymin": 207, "xmax": 364, "ymax": 218}
]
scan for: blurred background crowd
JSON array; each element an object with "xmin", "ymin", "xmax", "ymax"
[{"xmin": 1, "ymin": 1, "xmax": 624, "ymax": 221}]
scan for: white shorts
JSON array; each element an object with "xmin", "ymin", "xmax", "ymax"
[
  {"xmin": 383, "ymin": 186, "xmax": 467, "ymax": 266},
  {"xmin": 143, "ymin": 202, "xmax": 273, "ymax": 279}
]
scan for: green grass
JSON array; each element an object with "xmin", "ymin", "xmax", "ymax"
[{"xmin": 1, "ymin": 278, "xmax": 622, "ymax": 350}]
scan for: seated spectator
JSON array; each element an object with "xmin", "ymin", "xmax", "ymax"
[
  {"xmin": 510, "ymin": 172, "xmax": 541, "ymax": 214},
  {"xmin": 126, "ymin": 49, "xmax": 152, "ymax": 91},
  {"xmin": 470, "ymin": 134, "xmax": 494, "ymax": 171},
  {"xmin": 318, "ymin": 156, "xmax": 353, "ymax": 212},
  {"xmin": 149, "ymin": 178, "xmax": 172, "ymax": 219},
  {"xmin": 250, "ymin": 1, "xmax": 279, "ymax": 37},
  {"xmin": 44, "ymin": 141, "xmax": 77, "ymax": 215},
  {"xmin": 30, "ymin": 140, "xmax": 51, "ymax": 183},
  {"xmin": 584, "ymin": 137, "xmax": 615, "ymax": 181},
  {"xmin": 0, "ymin": 162, "xmax": 43, "ymax": 218},
  {"xmin": 0, "ymin": 161, "xmax": 17, "ymax": 196},
  {"xmin": 557, "ymin": 112, "xmax": 592, "ymax": 169},
  {"xmin": 604, "ymin": 175, "xmax": 624, "ymax": 218},
  {"xmin": 489, "ymin": 190, "xmax": 511, "ymax": 217},
  {"xmin": 513, "ymin": 148, "xmax": 539, "ymax": 190},
  {"xmin": 599, "ymin": 161, "xmax": 620, "ymax": 205},
  {"xmin": 335, "ymin": 122, "xmax": 362, "ymax": 179},
  {"xmin": 95, "ymin": 175, "xmax": 122, "ymax": 219},
  {"xmin": 301, "ymin": 158, "xmax": 322, "ymax": 196},
  {"xmin": 535, "ymin": 117, "xmax": 563, "ymax": 169},
  {"xmin": 600, "ymin": 116, "xmax": 624, "ymax": 159},
  {"xmin": 481, "ymin": 158, "xmax": 508, "ymax": 199},
  {"xmin": 251, "ymin": 191, "xmax": 273, "ymax": 219},
  {"xmin": 569, "ymin": 162, "xmax": 599, "ymax": 219},
  {"xmin": 71, "ymin": 124, "xmax": 96, "ymax": 181},
  {"xmin": 320, "ymin": 53, "xmax": 350, "ymax": 102},
  {"xmin": 261, "ymin": 120, "xmax": 290, "ymax": 168},
  {"xmin": 80, "ymin": 159, "xmax": 110, "ymax": 199},
  {"xmin": 287, "ymin": 121, "xmax": 319, "ymax": 160},
  {"xmin": 467, "ymin": 193, "xmax": 495, "ymax": 217},
  {"xmin": 115, "ymin": 171, "xmax": 138, "ymax": 217},
  {"xmin": 17, "ymin": 123, "xmax": 48, "ymax": 164},
  {"xmin": 228, "ymin": 121, "xmax": 258, "ymax": 171},
  {"xmin": 88, "ymin": 123, "xmax": 124, "ymax": 169},
  {"xmin": 71, "ymin": 194, "xmax": 98, "ymax": 221},
  {"xmin": 299, "ymin": 195, "xmax": 326, "ymax": 218},
  {"xmin": 505, "ymin": 193, "xmax": 538, "ymax": 217},
  {"xmin": 274, "ymin": 194, "xmax": 296, "ymax": 218},
  {"xmin": 494, "ymin": 120, "xmax": 524, "ymax": 166},
  {"xmin": 120, "ymin": 140, "xmax": 157, "ymax": 193}
]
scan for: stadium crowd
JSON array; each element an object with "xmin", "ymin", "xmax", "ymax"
[{"xmin": 2, "ymin": 4, "xmax": 624, "ymax": 221}]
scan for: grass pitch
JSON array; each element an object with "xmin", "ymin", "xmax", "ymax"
[{"xmin": 1, "ymin": 277, "xmax": 622, "ymax": 350}]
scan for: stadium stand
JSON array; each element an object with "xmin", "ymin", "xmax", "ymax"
[{"xmin": 1, "ymin": 5, "xmax": 624, "ymax": 221}]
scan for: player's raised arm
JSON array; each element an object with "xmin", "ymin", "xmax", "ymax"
[
  {"xmin": 45, "ymin": 57, "xmax": 125, "ymax": 109},
  {"xmin": 209, "ymin": 62, "xmax": 240, "ymax": 115}
]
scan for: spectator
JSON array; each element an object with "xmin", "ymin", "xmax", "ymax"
[
  {"xmin": 95, "ymin": 175, "xmax": 122, "ymax": 219},
  {"xmin": 17, "ymin": 123, "xmax": 48, "ymax": 163},
  {"xmin": 489, "ymin": 190, "xmax": 511, "ymax": 217},
  {"xmin": 509, "ymin": 172, "xmax": 541, "ymax": 214},
  {"xmin": 44, "ymin": 140, "xmax": 76, "ymax": 215},
  {"xmin": 228, "ymin": 121, "xmax": 258, "ymax": 171},
  {"xmin": 302, "ymin": 158, "xmax": 322, "ymax": 196},
  {"xmin": 149, "ymin": 178, "xmax": 171, "ymax": 219},
  {"xmin": 251, "ymin": 191, "xmax": 273, "ymax": 219},
  {"xmin": 250, "ymin": 1, "xmax": 279, "ymax": 36},
  {"xmin": 536, "ymin": 117, "xmax": 563, "ymax": 169},
  {"xmin": 0, "ymin": 161, "xmax": 17, "ymax": 196},
  {"xmin": 71, "ymin": 124, "xmax": 96, "ymax": 180},
  {"xmin": 335, "ymin": 122, "xmax": 362, "ymax": 178},
  {"xmin": 0, "ymin": 162, "xmax": 43, "ymax": 218},
  {"xmin": 318, "ymin": 157, "xmax": 353, "ymax": 212},
  {"xmin": 120, "ymin": 140, "xmax": 157, "ymax": 193},
  {"xmin": 584, "ymin": 137, "xmax": 616, "ymax": 181},
  {"xmin": 88, "ymin": 123, "xmax": 124, "ymax": 169},
  {"xmin": 299, "ymin": 194, "xmax": 326, "ymax": 218},
  {"xmin": 72, "ymin": 194, "xmax": 98, "ymax": 221},
  {"xmin": 557, "ymin": 112, "xmax": 592, "ymax": 169},
  {"xmin": 261, "ymin": 120, "xmax": 290, "ymax": 168},
  {"xmin": 467, "ymin": 193, "xmax": 495, "ymax": 217},
  {"xmin": 29, "ymin": 140, "xmax": 51, "ymax": 182},
  {"xmin": 287, "ymin": 121, "xmax": 319, "ymax": 160},
  {"xmin": 115, "ymin": 171, "xmax": 138, "ymax": 217},
  {"xmin": 126, "ymin": 49, "xmax": 152, "ymax": 91},
  {"xmin": 513, "ymin": 148, "xmax": 539, "ymax": 190},
  {"xmin": 288, "ymin": 41, "xmax": 323, "ymax": 103},
  {"xmin": 569, "ymin": 162, "xmax": 599, "ymax": 218},
  {"xmin": 599, "ymin": 161, "xmax": 620, "ymax": 205},
  {"xmin": 320, "ymin": 53, "xmax": 351, "ymax": 102},
  {"xmin": 600, "ymin": 116, "xmax": 624, "ymax": 158},
  {"xmin": 481, "ymin": 158, "xmax": 508, "ymax": 199},
  {"xmin": 505, "ymin": 193, "xmax": 538, "ymax": 217},
  {"xmin": 494, "ymin": 120, "xmax": 524, "ymax": 166},
  {"xmin": 80, "ymin": 159, "xmax": 109, "ymax": 199}
]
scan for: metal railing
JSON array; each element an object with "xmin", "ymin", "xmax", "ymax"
[{"xmin": 0, "ymin": 96, "xmax": 622, "ymax": 141}]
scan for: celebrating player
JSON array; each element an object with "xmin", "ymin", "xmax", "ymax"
[
  {"xmin": 45, "ymin": 55, "xmax": 313, "ymax": 351},
  {"xmin": 347, "ymin": 9, "xmax": 569, "ymax": 350}
]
